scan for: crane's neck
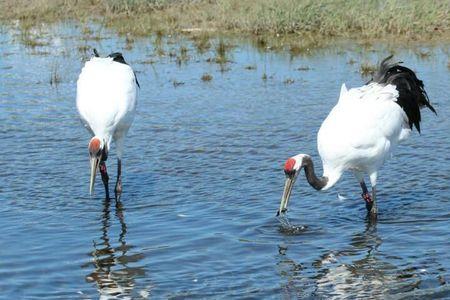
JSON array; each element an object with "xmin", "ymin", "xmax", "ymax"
[{"xmin": 301, "ymin": 155, "xmax": 328, "ymax": 190}]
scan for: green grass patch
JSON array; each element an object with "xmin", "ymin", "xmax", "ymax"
[{"xmin": 1, "ymin": 0, "xmax": 450, "ymax": 46}]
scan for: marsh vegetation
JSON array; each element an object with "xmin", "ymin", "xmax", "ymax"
[{"xmin": 2, "ymin": 0, "xmax": 450, "ymax": 51}]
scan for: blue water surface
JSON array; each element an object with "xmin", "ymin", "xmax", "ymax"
[{"xmin": 0, "ymin": 25, "xmax": 449, "ymax": 299}]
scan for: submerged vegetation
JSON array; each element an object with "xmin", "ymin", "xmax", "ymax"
[
  {"xmin": 1, "ymin": 0, "xmax": 450, "ymax": 45},
  {"xmin": 283, "ymin": 78, "xmax": 295, "ymax": 85}
]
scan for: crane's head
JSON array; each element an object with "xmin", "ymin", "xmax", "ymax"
[
  {"xmin": 88, "ymin": 136, "xmax": 107, "ymax": 195},
  {"xmin": 277, "ymin": 155, "xmax": 304, "ymax": 216}
]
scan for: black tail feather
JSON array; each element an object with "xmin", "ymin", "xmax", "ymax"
[
  {"xmin": 372, "ymin": 55, "xmax": 436, "ymax": 132},
  {"xmin": 108, "ymin": 52, "xmax": 127, "ymax": 64}
]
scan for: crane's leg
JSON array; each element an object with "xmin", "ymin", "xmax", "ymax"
[
  {"xmin": 115, "ymin": 159, "xmax": 122, "ymax": 200},
  {"xmin": 368, "ymin": 173, "xmax": 378, "ymax": 219},
  {"xmin": 360, "ymin": 181, "xmax": 373, "ymax": 211},
  {"xmin": 99, "ymin": 161, "xmax": 110, "ymax": 200},
  {"xmin": 354, "ymin": 171, "xmax": 374, "ymax": 212},
  {"xmin": 370, "ymin": 186, "xmax": 377, "ymax": 216}
]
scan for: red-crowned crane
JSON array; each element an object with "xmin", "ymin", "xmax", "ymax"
[
  {"xmin": 278, "ymin": 56, "xmax": 436, "ymax": 218},
  {"xmin": 77, "ymin": 50, "xmax": 139, "ymax": 199}
]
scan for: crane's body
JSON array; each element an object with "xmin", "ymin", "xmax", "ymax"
[
  {"xmin": 77, "ymin": 51, "xmax": 138, "ymax": 199},
  {"xmin": 318, "ymin": 82, "xmax": 410, "ymax": 190},
  {"xmin": 77, "ymin": 55, "xmax": 138, "ymax": 155},
  {"xmin": 279, "ymin": 56, "xmax": 435, "ymax": 217}
]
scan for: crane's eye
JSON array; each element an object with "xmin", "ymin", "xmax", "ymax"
[{"xmin": 284, "ymin": 169, "xmax": 296, "ymax": 177}]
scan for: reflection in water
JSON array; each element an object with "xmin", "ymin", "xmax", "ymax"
[
  {"xmin": 277, "ymin": 246, "xmax": 314, "ymax": 298},
  {"xmin": 84, "ymin": 199, "xmax": 149, "ymax": 299},
  {"xmin": 277, "ymin": 220, "xmax": 426, "ymax": 299},
  {"xmin": 314, "ymin": 221, "xmax": 392, "ymax": 298}
]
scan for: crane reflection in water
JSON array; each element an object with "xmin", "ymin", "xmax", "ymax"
[
  {"xmin": 82, "ymin": 199, "xmax": 151, "ymax": 298},
  {"xmin": 276, "ymin": 219, "xmax": 447, "ymax": 298}
]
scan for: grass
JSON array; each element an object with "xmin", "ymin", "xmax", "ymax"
[
  {"xmin": 416, "ymin": 49, "xmax": 432, "ymax": 59},
  {"xmin": 50, "ymin": 62, "xmax": 61, "ymax": 86},
  {"xmin": 204, "ymin": 39, "xmax": 233, "ymax": 71},
  {"xmin": 360, "ymin": 62, "xmax": 377, "ymax": 76},
  {"xmin": 1, "ymin": 0, "xmax": 450, "ymax": 46},
  {"xmin": 191, "ymin": 33, "xmax": 211, "ymax": 53},
  {"xmin": 201, "ymin": 73, "xmax": 213, "ymax": 81},
  {"xmin": 296, "ymin": 66, "xmax": 310, "ymax": 71},
  {"xmin": 175, "ymin": 45, "xmax": 189, "ymax": 65},
  {"xmin": 124, "ymin": 35, "xmax": 134, "ymax": 50},
  {"xmin": 19, "ymin": 30, "xmax": 49, "ymax": 48},
  {"xmin": 77, "ymin": 44, "xmax": 91, "ymax": 54},
  {"xmin": 214, "ymin": 40, "xmax": 232, "ymax": 64}
]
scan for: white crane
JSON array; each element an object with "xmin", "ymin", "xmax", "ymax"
[
  {"xmin": 278, "ymin": 56, "xmax": 435, "ymax": 218},
  {"xmin": 77, "ymin": 50, "xmax": 138, "ymax": 199}
]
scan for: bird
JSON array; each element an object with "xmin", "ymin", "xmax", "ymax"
[
  {"xmin": 278, "ymin": 55, "xmax": 436, "ymax": 218},
  {"xmin": 76, "ymin": 49, "xmax": 139, "ymax": 199}
]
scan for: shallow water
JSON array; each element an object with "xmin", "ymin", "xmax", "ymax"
[{"xmin": 0, "ymin": 25, "xmax": 449, "ymax": 299}]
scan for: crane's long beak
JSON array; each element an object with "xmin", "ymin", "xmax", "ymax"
[
  {"xmin": 277, "ymin": 174, "xmax": 297, "ymax": 216},
  {"xmin": 89, "ymin": 157, "xmax": 100, "ymax": 195}
]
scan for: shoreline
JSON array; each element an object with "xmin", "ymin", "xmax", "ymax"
[{"xmin": 1, "ymin": 0, "xmax": 449, "ymax": 48}]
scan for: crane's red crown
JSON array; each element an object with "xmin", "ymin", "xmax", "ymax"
[
  {"xmin": 284, "ymin": 158, "xmax": 296, "ymax": 172},
  {"xmin": 89, "ymin": 137, "xmax": 101, "ymax": 155}
]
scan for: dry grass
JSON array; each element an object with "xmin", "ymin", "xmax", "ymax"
[
  {"xmin": 201, "ymin": 73, "xmax": 213, "ymax": 81},
  {"xmin": 50, "ymin": 62, "xmax": 61, "ymax": 86},
  {"xmin": 416, "ymin": 49, "xmax": 432, "ymax": 59},
  {"xmin": 296, "ymin": 66, "xmax": 310, "ymax": 71},
  {"xmin": 1, "ymin": 0, "xmax": 450, "ymax": 44},
  {"xmin": 191, "ymin": 33, "xmax": 212, "ymax": 53},
  {"xmin": 360, "ymin": 62, "xmax": 377, "ymax": 76},
  {"xmin": 215, "ymin": 40, "xmax": 231, "ymax": 64},
  {"xmin": 19, "ymin": 30, "xmax": 49, "ymax": 48},
  {"xmin": 175, "ymin": 45, "xmax": 189, "ymax": 65}
]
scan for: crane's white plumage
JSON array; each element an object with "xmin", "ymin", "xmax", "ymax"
[
  {"xmin": 278, "ymin": 56, "xmax": 435, "ymax": 217},
  {"xmin": 77, "ymin": 52, "xmax": 138, "ymax": 197},
  {"xmin": 77, "ymin": 56, "xmax": 137, "ymax": 158},
  {"xmin": 318, "ymin": 82, "xmax": 410, "ymax": 190}
]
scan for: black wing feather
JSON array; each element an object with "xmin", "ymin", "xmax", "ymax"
[{"xmin": 371, "ymin": 55, "xmax": 436, "ymax": 133}]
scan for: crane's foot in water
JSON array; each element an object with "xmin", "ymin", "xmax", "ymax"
[{"xmin": 369, "ymin": 207, "xmax": 378, "ymax": 220}]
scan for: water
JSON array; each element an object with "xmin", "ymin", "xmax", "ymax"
[{"xmin": 1, "ymin": 25, "xmax": 449, "ymax": 299}]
